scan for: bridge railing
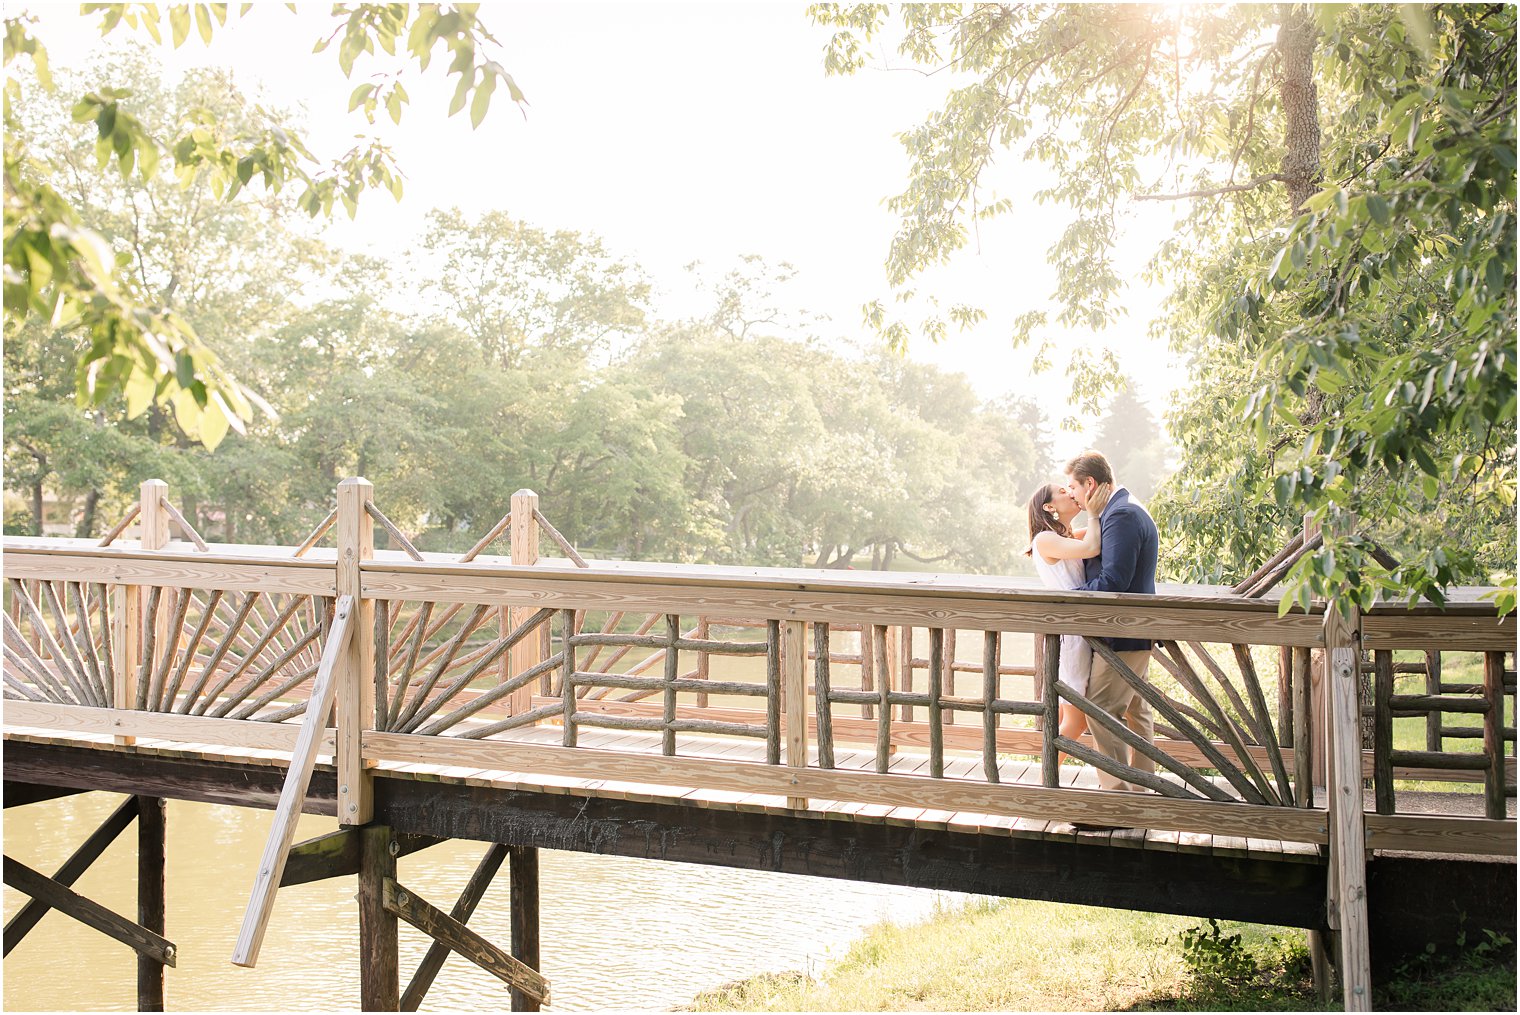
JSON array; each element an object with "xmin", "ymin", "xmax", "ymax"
[{"xmin": 3, "ymin": 477, "xmax": 1513, "ymax": 852}]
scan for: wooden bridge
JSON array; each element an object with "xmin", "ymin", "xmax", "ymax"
[{"xmin": 3, "ymin": 479, "xmax": 1514, "ymax": 1011}]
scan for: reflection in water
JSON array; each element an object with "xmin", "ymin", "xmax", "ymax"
[{"xmin": 4, "ymin": 794, "xmax": 962, "ymax": 1010}]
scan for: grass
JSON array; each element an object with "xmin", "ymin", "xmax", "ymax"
[{"xmin": 686, "ymin": 898, "xmax": 1517, "ymax": 1012}]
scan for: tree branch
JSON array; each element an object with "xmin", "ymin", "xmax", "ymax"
[{"xmin": 1135, "ymin": 174, "xmax": 1287, "ymax": 201}]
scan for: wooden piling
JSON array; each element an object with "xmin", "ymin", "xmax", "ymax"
[
  {"xmin": 137, "ymin": 483, "xmax": 170, "ymax": 1011},
  {"xmin": 508, "ymin": 845, "xmax": 541, "ymax": 1012},
  {"xmin": 359, "ymin": 824, "xmax": 399, "ymax": 1011},
  {"xmin": 137, "ymin": 795, "xmax": 167, "ymax": 1012}
]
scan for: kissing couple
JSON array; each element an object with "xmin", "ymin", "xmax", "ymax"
[{"xmin": 1025, "ymin": 450, "xmax": 1160, "ymax": 799}]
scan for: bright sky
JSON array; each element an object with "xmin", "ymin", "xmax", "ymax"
[{"xmin": 29, "ymin": 2, "xmax": 1187, "ymax": 462}]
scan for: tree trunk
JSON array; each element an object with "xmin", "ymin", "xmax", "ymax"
[
  {"xmin": 30, "ymin": 480, "xmax": 44, "ymax": 536},
  {"xmin": 1278, "ymin": 9, "xmax": 1323, "ymax": 213},
  {"xmin": 75, "ymin": 489, "xmax": 101, "ymax": 539}
]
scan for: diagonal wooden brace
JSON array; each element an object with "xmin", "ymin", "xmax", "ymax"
[
  {"xmin": 231, "ymin": 594, "xmax": 355, "ymax": 968},
  {"xmin": 400, "ymin": 843, "xmax": 509, "ymax": 1011},
  {"xmin": 384, "ymin": 877, "xmax": 550, "ymax": 1006},
  {"xmin": 3, "ymin": 796, "xmax": 140, "ymax": 955},
  {"xmin": 3, "ymin": 856, "xmax": 175, "ymax": 967}
]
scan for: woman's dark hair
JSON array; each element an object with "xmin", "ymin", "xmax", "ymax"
[{"xmin": 1025, "ymin": 483, "xmax": 1071, "ymax": 556}]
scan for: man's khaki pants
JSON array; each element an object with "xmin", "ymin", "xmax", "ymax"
[{"xmin": 1086, "ymin": 648, "xmax": 1156, "ymax": 792}]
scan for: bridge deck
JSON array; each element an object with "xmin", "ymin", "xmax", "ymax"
[{"xmin": 3, "ymin": 723, "xmax": 1325, "ymax": 863}]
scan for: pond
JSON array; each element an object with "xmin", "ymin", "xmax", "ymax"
[{"xmin": 3, "ymin": 793, "xmax": 968, "ymax": 1011}]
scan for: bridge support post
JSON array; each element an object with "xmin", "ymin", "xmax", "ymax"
[
  {"xmin": 337, "ymin": 478, "xmax": 376, "ymax": 827},
  {"xmin": 507, "ymin": 491, "xmax": 542, "ymax": 719},
  {"xmin": 508, "ymin": 845, "xmax": 541, "ymax": 1012},
  {"xmin": 137, "ymin": 795, "xmax": 167, "ymax": 1011},
  {"xmin": 1325, "ymin": 604, "xmax": 1371, "ymax": 1011},
  {"xmin": 359, "ymin": 824, "xmax": 400, "ymax": 1011},
  {"xmin": 137, "ymin": 482, "xmax": 171, "ymax": 1011}
]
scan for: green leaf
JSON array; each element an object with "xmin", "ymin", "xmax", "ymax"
[
  {"xmin": 1411, "ymin": 443, "xmax": 1439, "ymax": 477},
  {"xmin": 198, "ymin": 395, "xmax": 230, "ymax": 450},
  {"xmin": 348, "ymin": 82, "xmax": 374, "ymax": 112},
  {"xmin": 170, "ymin": 6, "xmax": 190, "ymax": 47},
  {"xmin": 195, "ymin": 4, "xmax": 213, "ymax": 44},
  {"xmin": 1366, "ymin": 194, "xmax": 1390, "ymax": 226},
  {"xmin": 448, "ymin": 71, "xmax": 472, "ymax": 117},
  {"xmin": 470, "ymin": 70, "xmax": 495, "ymax": 128}
]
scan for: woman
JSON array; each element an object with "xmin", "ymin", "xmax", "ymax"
[{"xmin": 1025, "ymin": 481, "xmax": 1111, "ymax": 750}]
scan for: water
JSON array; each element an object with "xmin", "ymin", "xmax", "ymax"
[{"xmin": 3, "ymin": 794, "xmax": 961, "ymax": 1011}]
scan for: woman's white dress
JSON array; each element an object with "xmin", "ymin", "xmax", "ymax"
[{"xmin": 1031, "ymin": 551, "xmax": 1094, "ymax": 695}]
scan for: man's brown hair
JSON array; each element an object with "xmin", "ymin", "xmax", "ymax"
[{"xmin": 1065, "ymin": 449, "xmax": 1114, "ymax": 486}]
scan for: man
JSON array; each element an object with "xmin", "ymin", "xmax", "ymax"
[{"xmin": 1065, "ymin": 449, "xmax": 1159, "ymax": 794}]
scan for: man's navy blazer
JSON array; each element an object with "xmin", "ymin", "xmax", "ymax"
[{"xmin": 1077, "ymin": 486, "xmax": 1158, "ymax": 652}]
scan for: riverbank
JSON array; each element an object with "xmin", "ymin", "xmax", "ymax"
[{"xmin": 687, "ymin": 898, "xmax": 1517, "ymax": 1011}]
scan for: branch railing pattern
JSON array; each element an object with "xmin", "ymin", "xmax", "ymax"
[{"xmin": 5, "ymin": 577, "xmax": 333, "ymax": 723}]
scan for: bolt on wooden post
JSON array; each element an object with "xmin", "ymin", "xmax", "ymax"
[
  {"xmin": 507, "ymin": 491, "xmax": 542, "ymax": 719},
  {"xmin": 337, "ymin": 478, "xmax": 376, "ymax": 826}
]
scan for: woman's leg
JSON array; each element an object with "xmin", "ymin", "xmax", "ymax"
[{"xmin": 1057, "ymin": 702, "xmax": 1088, "ymax": 765}]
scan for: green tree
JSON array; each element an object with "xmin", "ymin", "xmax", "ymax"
[
  {"xmin": 1093, "ymin": 387, "xmax": 1169, "ymax": 504},
  {"xmin": 4, "ymin": 3, "xmax": 520, "ymax": 445},
  {"xmin": 811, "ymin": 3, "xmax": 1516, "ymax": 612},
  {"xmin": 2, "ymin": 54, "xmax": 331, "ymax": 535},
  {"xmin": 420, "ymin": 208, "xmax": 651, "ymax": 370}
]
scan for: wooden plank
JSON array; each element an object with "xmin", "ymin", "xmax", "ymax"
[
  {"xmin": 3, "ymin": 796, "xmax": 139, "ymax": 955},
  {"xmin": 232, "ymin": 594, "xmax": 355, "ymax": 968},
  {"xmin": 3, "ymin": 701, "xmax": 336, "ymax": 756},
  {"xmin": 399, "ymin": 844, "xmax": 509, "ymax": 1011},
  {"xmin": 358, "ymin": 563, "xmax": 1328, "ymax": 647},
  {"xmin": 2, "ymin": 549, "xmax": 335, "ymax": 597},
  {"xmin": 375, "ymin": 775, "xmax": 1328, "ymax": 929},
  {"xmin": 1363, "ymin": 814, "xmax": 1516, "ymax": 856},
  {"xmin": 1362, "ymin": 612, "xmax": 1516, "ymax": 652},
  {"xmin": 361, "ymin": 731, "xmax": 1330, "ymax": 842},
  {"xmin": 2, "ymin": 856, "xmax": 176, "ymax": 967},
  {"xmin": 383, "ymin": 878, "xmax": 550, "ymax": 1006}
]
